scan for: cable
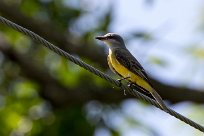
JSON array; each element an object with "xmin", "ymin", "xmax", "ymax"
[{"xmin": 0, "ymin": 16, "xmax": 203, "ymax": 132}]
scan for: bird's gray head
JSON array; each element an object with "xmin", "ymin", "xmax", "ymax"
[{"xmin": 95, "ymin": 33, "xmax": 126, "ymax": 49}]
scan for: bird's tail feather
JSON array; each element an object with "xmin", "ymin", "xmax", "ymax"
[
  {"xmin": 150, "ymin": 89, "xmax": 168, "ymax": 112},
  {"xmin": 129, "ymin": 83, "xmax": 168, "ymax": 112}
]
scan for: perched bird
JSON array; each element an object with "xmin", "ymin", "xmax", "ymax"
[{"xmin": 95, "ymin": 33, "xmax": 167, "ymax": 111}]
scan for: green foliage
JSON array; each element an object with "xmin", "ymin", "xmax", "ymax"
[
  {"xmin": 20, "ymin": 0, "xmax": 40, "ymax": 17},
  {"xmin": 0, "ymin": 0, "xmax": 114, "ymax": 135},
  {"xmin": 0, "ymin": 79, "xmax": 41, "ymax": 135}
]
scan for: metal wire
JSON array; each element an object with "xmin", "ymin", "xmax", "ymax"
[{"xmin": 0, "ymin": 16, "xmax": 203, "ymax": 132}]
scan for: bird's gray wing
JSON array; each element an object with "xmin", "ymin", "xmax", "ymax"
[{"xmin": 114, "ymin": 48, "xmax": 150, "ymax": 83}]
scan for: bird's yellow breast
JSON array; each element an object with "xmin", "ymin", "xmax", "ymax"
[{"xmin": 109, "ymin": 49, "xmax": 152, "ymax": 92}]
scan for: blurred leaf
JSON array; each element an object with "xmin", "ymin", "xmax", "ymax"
[
  {"xmin": 21, "ymin": 0, "xmax": 40, "ymax": 17},
  {"xmin": 38, "ymin": 107, "xmax": 94, "ymax": 136},
  {"xmin": 187, "ymin": 46, "xmax": 204, "ymax": 59},
  {"xmin": 13, "ymin": 80, "xmax": 38, "ymax": 99},
  {"xmin": 40, "ymin": 0, "xmax": 81, "ymax": 29},
  {"xmin": 3, "ymin": 29, "xmax": 23, "ymax": 45},
  {"xmin": 132, "ymin": 31, "xmax": 154, "ymax": 41},
  {"xmin": 55, "ymin": 59, "xmax": 80, "ymax": 88},
  {"xmin": 100, "ymin": 9, "xmax": 112, "ymax": 32},
  {"xmin": 149, "ymin": 56, "xmax": 168, "ymax": 67},
  {"xmin": 95, "ymin": 7, "xmax": 113, "ymax": 33}
]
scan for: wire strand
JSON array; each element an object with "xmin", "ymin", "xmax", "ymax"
[{"xmin": 0, "ymin": 16, "xmax": 203, "ymax": 132}]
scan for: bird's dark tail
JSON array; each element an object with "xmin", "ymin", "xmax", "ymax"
[
  {"xmin": 128, "ymin": 83, "xmax": 168, "ymax": 112},
  {"xmin": 151, "ymin": 89, "xmax": 168, "ymax": 112}
]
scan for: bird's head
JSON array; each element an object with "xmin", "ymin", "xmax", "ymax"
[{"xmin": 95, "ymin": 33, "xmax": 126, "ymax": 49}]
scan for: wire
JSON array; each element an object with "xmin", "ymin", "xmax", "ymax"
[{"xmin": 0, "ymin": 16, "xmax": 203, "ymax": 132}]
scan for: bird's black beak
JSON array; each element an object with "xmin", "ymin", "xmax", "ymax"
[{"xmin": 95, "ymin": 36, "xmax": 106, "ymax": 41}]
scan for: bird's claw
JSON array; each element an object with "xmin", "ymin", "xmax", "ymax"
[{"xmin": 117, "ymin": 77, "xmax": 130, "ymax": 95}]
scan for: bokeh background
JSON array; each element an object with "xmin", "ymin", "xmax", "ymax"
[{"xmin": 0, "ymin": 0, "xmax": 204, "ymax": 135}]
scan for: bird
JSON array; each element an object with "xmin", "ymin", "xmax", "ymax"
[{"xmin": 95, "ymin": 33, "xmax": 168, "ymax": 111}]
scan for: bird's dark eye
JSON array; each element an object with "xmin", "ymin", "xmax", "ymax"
[{"xmin": 108, "ymin": 35, "xmax": 113, "ymax": 39}]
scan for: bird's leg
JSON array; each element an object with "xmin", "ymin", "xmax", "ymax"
[
  {"xmin": 122, "ymin": 82, "xmax": 133, "ymax": 95},
  {"xmin": 117, "ymin": 76, "xmax": 130, "ymax": 86},
  {"xmin": 117, "ymin": 77, "xmax": 130, "ymax": 95}
]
